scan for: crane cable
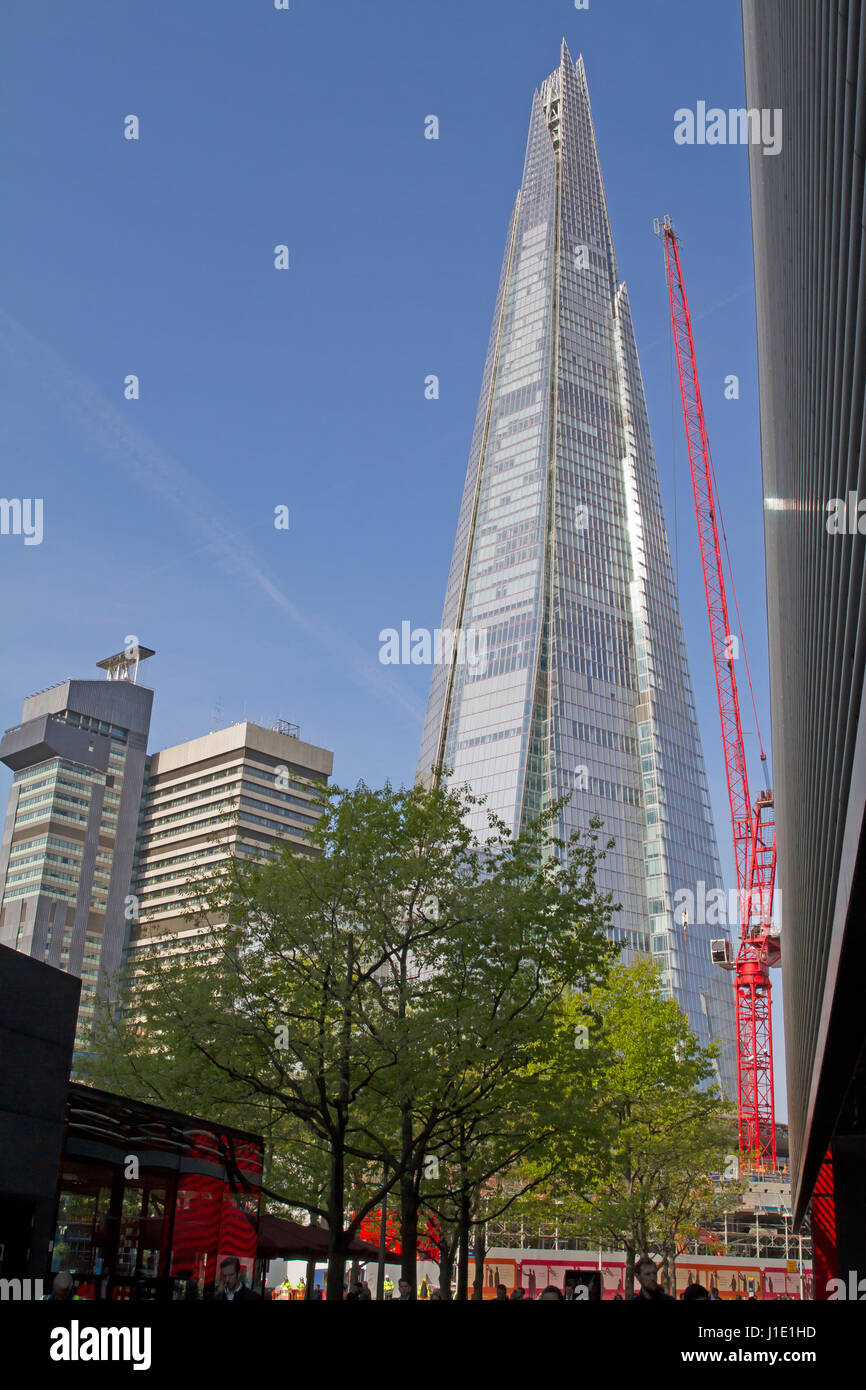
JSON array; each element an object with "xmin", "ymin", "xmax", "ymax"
[
  {"xmin": 669, "ymin": 275, "xmax": 679, "ymax": 589},
  {"xmin": 705, "ymin": 436, "xmax": 769, "ymax": 774},
  {"xmin": 663, "ymin": 227, "xmax": 769, "ymax": 779}
]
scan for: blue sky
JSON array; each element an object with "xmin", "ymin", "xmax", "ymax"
[{"xmin": 0, "ymin": 0, "xmax": 784, "ymax": 1116}]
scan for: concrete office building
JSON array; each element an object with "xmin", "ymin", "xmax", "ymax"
[
  {"xmin": 417, "ymin": 43, "xmax": 737, "ymax": 1093},
  {"xmin": 0, "ymin": 647, "xmax": 154, "ymax": 1047},
  {"xmin": 126, "ymin": 720, "xmax": 333, "ymax": 966},
  {"xmin": 743, "ymin": 0, "xmax": 866, "ymax": 1288}
]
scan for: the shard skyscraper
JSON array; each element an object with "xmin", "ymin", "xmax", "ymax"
[{"xmin": 417, "ymin": 43, "xmax": 737, "ymax": 1094}]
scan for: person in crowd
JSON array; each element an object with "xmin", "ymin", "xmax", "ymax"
[
  {"xmin": 575, "ymin": 1272, "xmax": 602, "ymax": 1301},
  {"xmin": 172, "ymin": 1268, "xmax": 199, "ymax": 1301},
  {"xmin": 509, "ymin": 1287, "xmax": 526, "ymax": 1300},
  {"xmin": 419, "ymin": 1275, "xmax": 430, "ymax": 1300},
  {"xmin": 396, "ymin": 1278, "xmax": 413, "ymax": 1301},
  {"xmin": 494, "ymin": 1283, "xmax": 508, "ymax": 1301},
  {"xmin": 44, "ymin": 1272, "xmax": 80, "ymax": 1301},
  {"xmin": 383, "ymin": 1274, "xmax": 395, "ymax": 1299},
  {"xmin": 630, "ymin": 1256, "xmax": 674, "ymax": 1301},
  {"xmin": 213, "ymin": 1256, "xmax": 261, "ymax": 1301},
  {"xmin": 681, "ymin": 1282, "xmax": 710, "ymax": 1300},
  {"xmin": 538, "ymin": 1285, "xmax": 564, "ymax": 1300}
]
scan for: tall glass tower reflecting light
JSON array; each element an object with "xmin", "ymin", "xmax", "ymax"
[{"xmin": 417, "ymin": 43, "xmax": 736, "ymax": 1094}]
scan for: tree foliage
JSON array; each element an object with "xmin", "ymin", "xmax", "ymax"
[
  {"xmin": 510, "ymin": 958, "xmax": 739, "ymax": 1295},
  {"xmin": 82, "ymin": 778, "xmax": 616, "ymax": 1298}
]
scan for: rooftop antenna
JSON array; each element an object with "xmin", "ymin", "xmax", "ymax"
[
  {"xmin": 273, "ymin": 717, "xmax": 300, "ymax": 739},
  {"xmin": 97, "ymin": 643, "xmax": 155, "ymax": 685}
]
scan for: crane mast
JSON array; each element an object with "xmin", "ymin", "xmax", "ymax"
[{"xmin": 658, "ymin": 215, "xmax": 779, "ymax": 1170}]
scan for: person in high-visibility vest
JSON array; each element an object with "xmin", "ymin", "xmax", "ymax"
[
  {"xmin": 44, "ymin": 1272, "xmax": 81, "ymax": 1301},
  {"xmin": 419, "ymin": 1276, "xmax": 430, "ymax": 1300},
  {"xmin": 383, "ymin": 1275, "xmax": 395, "ymax": 1300}
]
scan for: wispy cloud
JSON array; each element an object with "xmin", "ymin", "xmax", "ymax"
[
  {"xmin": 0, "ymin": 307, "xmax": 426, "ymax": 725},
  {"xmin": 642, "ymin": 282, "xmax": 750, "ymax": 351}
]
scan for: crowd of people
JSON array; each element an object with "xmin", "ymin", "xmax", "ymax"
[
  {"xmin": 281, "ymin": 1255, "xmax": 733, "ymax": 1300},
  {"xmin": 44, "ymin": 1253, "xmax": 763, "ymax": 1301}
]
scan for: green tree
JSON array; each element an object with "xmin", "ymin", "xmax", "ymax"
[
  {"xmin": 422, "ymin": 964, "xmax": 613, "ymax": 1299},
  {"xmin": 378, "ymin": 802, "xmax": 616, "ymax": 1294},
  {"xmin": 646, "ymin": 1123, "xmax": 742, "ymax": 1294},
  {"xmin": 82, "ymin": 780, "xmax": 615, "ymax": 1300},
  {"xmin": 510, "ymin": 958, "xmax": 735, "ymax": 1295}
]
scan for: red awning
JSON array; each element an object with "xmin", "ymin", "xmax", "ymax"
[{"xmin": 257, "ymin": 1213, "xmax": 380, "ymax": 1261}]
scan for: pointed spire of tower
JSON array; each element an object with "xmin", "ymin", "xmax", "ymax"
[
  {"xmin": 417, "ymin": 46, "xmax": 737, "ymax": 1097},
  {"xmin": 560, "ymin": 37, "xmax": 584, "ymax": 72}
]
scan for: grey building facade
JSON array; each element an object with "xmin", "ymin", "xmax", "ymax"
[
  {"xmin": 126, "ymin": 720, "xmax": 333, "ymax": 968},
  {"xmin": 417, "ymin": 43, "xmax": 737, "ymax": 1094},
  {"xmin": 743, "ymin": 0, "xmax": 866, "ymax": 1271},
  {"xmin": 0, "ymin": 648, "xmax": 154, "ymax": 1047}
]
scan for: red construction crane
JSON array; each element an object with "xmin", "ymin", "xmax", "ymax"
[{"xmin": 656, "ymin": 214, "xmax": 780, "ymax": 1171}]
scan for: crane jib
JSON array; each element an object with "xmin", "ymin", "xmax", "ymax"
[{"xmin": 661, "ymin": 220, "xmax": 778, "ymax": 1171}]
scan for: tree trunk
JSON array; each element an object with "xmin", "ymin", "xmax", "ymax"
[
  {"xmin": 400, "ymin": 1178, "xmax": 420, "ymax": 1299},
  {"xmin": 438, "ymin": 1238, "xmax": 454, "ymax": 1300},
  {"xmin": 623, "ymin": 1238, "xmax": 635, "ymax": 1300},
  {"xmin": 472, "ymin": 1226, "xmax": 486, "ymax": 1301},
  {"xmin": 456, "ymin": 1192, "xmax": 471, "ymax": 1301},
  {"xmin": 399, "ymin": 1110, "xmax": 419, "ymax": 1298},
  {"xmin": 326, "ymin": 1240, "xmax": 347, "ymax": 1301},
  {"xmin": 326, "ymin": 937, "xmax": 355, "ymax": 1302},
  {"xmin": 326, "ymin": 1143, "xmax": 348, "ymax": 1301},
  {"xmin": 665, "ymin": 1246, "xmax": 678, "ymax": 1298}
]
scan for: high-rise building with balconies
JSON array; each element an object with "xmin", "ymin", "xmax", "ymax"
[
  {"xmin": 126, "ymin": 720, "xmax": 333, "ymax": 968},
  {"xmin": 0, "ymin": 646, "xmax": 154, "ymax": 1047}
]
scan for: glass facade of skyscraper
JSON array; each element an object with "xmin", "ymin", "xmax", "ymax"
[
  {"xmin": 0, "ymin": 654, "xmax": 154, "ymax": 1049},
  {"xmin": 418, "ymin": 43, "xmax": 737, "ymax": 1094}
]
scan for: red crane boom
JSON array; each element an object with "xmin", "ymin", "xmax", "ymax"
[{"xmin": 658, "ymin": 215, "xmax": 779, "ymax": 1170}]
